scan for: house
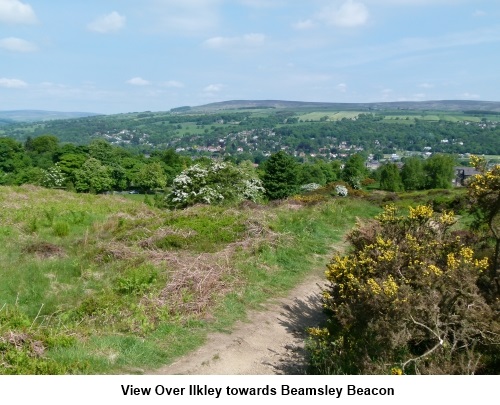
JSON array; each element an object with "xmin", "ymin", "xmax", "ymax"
[{"xmin": 454, "ymin": 166, "xmax": 479, "ymax": 186}]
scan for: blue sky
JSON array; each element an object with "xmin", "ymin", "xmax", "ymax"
[{"xmin": 1, "ymin": 0, "xmax": 499, "ymax": 114}]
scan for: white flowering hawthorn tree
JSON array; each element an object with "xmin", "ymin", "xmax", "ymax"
[
  {"xmin": 169, "ymin": 161, "xmax": 264, "ymax": 207},
  {"xmin": 300, "ymin": 183, "xmax": 321, "ymax": 192},
  {"xmin": 335, "ymin": 185, "xmax": 348, "ymax": 197},
  {"xmin": 41, "ymin": 163, "xmax": 66, "ymax": 188}
]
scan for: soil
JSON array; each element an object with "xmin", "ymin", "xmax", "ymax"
[{"xmin": 152, "ymin": 268, "xmax": 329, "ymax": 375}]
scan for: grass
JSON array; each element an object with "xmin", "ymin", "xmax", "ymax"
[{"xmin": 0, "ymin": 185, "xmax": 379, "ymax": 374}]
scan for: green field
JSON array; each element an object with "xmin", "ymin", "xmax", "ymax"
[{"xmin": 298, "ymin": 111, "xmax": 362, "ymax": 122}]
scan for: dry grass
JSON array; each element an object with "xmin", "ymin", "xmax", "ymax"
[
  {"xmin": 1, "ymin": 331, "xmax": 45, "ymax": 357},
  {"xmin": 22, "ymin": 241, "xmax": 66, "ymax": 259},
  {"xmin": 141, "ymin": 208, "xmax": 282, "ymax": 317},
  {"xmin": 146, "ymin": 250, "xmax": 235, "ymax": 316},
  {"xmin": 94, "ymin": 241, "xmax": 137, "ymax": 262}
]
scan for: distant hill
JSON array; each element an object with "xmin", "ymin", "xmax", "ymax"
[
  {"xmin": 0, "ymin": 110, "xmax": 101, "ymax": 123},
  {"xmin": 189, "ymin": 99, "xmax": 500, "ymax": 113}
]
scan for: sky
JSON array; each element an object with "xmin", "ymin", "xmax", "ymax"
[{"xmin": 1, "ymin": 0, "xmax": 500, "ymax": 114}]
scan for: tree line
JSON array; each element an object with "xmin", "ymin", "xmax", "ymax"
[{"xmin": 0, "ymin": 134, "xmax": 460, "ymax": 204}]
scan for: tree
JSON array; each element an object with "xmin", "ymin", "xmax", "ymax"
[
  {"xmin": 379, "ymin": 163, "xmax": 403, "ymax": 192},
  {"xmin": 135, "ymin": 162, "xmax": 167, "ymax": 193},
  {"xmin": 401, "ymin": 157, "xmax": 426, "ymax": 191},
  {"xmin": 261, "ymin": 151, "xmax": 299, "ymax": 200},
  {"xmin": 150, "ymin": 148, "xmax": 188, "ymax": 185},
  {"xmin": 57, "ymin": 153, "xmax": 87, "ymax": 182},
  {"xmin": 40, "ymin": 164, "xmax": 66, "ymax": 188},
  {"xmin": 88, "ymin": 139, "xmax": 114, "ymax": 164},
  {"xmin": 108, "ymin": 163, "xmax": 129, "ymax": 191},
  {"xmin": 0, "ymin": 138, "xmax": 30, "ymax": 174},
  {"xmin": 28, "ymin": 135, "xmax": 59, "ymax": 155},
  {"xmin": 341, "ymin": 154, "xmax": 367, "ymax": 189},
  {"xmin": 74, "ymin": 158, "xmax": 113, "ymax": 193},
  {"xmin": 169, "ymin": 160, "xmax": 264, "ymax": 207},
  {"xmin": 424, "ymin": 153, "xmax": 455, "ymax": 189},
  {"xmin": 14, "ymin": 167, "xmax": 44, "ymax": 186},
  {"xmin": 299, "ymin": 163, "xmax": 327, "ymax": 186}
]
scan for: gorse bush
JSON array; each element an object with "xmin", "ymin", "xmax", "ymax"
[
  {"xmin": 308, "ymin": 204, "xmax": 500, "ymax": 375},
  {"xmin": 467, "ymin": 155, "xmax": 500, "ymax": 283}
]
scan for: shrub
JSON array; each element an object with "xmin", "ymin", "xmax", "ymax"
[
  {"xmin": 290, "ymin": 194, "xmax": 327, "ymax": 206},
  {"xmin": 308, "ymin": 204, "xmax": 500, "ymax": 374},
  {"xmin": 40, "ymin": 164, "xmax": 66, "ymax": 189},
  {"xmin": 168, "ymin": 161, "xmax": 264, "ymax": 208},
  {"xmin": 300, "ymin": 183, "xmax": 322, "ymax": 192},
  {"xmin": 334, "ymin": 185, "xmax": 348, "ymax": 197}
]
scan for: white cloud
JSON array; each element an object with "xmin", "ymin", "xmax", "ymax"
[
  {"xmin": 0, "ymin": 0, "xmax": 37, "ymax": 24},
  {"xmin": 381, "ymin": 88, "xmax": 393, "ymax": 100},
  {"xmin": 87, "ymin": 11, "xmax": 126, "ymax": 34},
  {"xmin": 0, "ymin": 37, "xmax": 37, "ymax": 52},
  {"xmin": 318, "ymin": 1, "xmax": 370, "ymax": 28},
  {"xmin": 204, "ymin": 83, "xmax": 224, "ymax": 92},
  {"xmin": 204, "ymin": 33, "xmax": 266, "ymax": 50},
  {"xmin": 364, "ymin": 0, "xmax": 468, "ymax": 5},
  {"xmin": 413, "ymin": 93, "xmax": 426, "ymax": 100},
  {"xmin": 0, "ymin": 77, "xmax": 28, "ymax": 88},
  {"xmin": 163, "ymin": 80, "xmax": 184, "ymax": 88},
  {"xmin": 152, "ymin": 0, "xmax": 221, "ymax": 35},
  {"xmin": 419, "ymin": 83, "xmax": 434, "ymax": 89},
  {"xmin": 337, "ymin": 83, "xmax": 348, "ymax": 93},
  {"xmin": 473, "ymin": 10, "xmax": 486, "ymax": 17},
  {"xmin": 460, "ymin": 92, "xmax": 480, "ymax": 99},
  {"xmin": 39, "ymin": 81, "xmax": 68, "ymax": 89},
  {"xmin": 324, "ymin": 26, "xmax": 500, "ymax": 70},
  {"xmin": 289, "ymin": 73, "xmax": 332, "ymax": 85},
  {"xmin": 293, "ymin": 19, "xmax": 315, "ymax": 30},
  {"xmin": 239, "ymin": 0, "xmax": 285, "ymax": 8},
  {"xmin": 126, "ymin": 77, "xmax": 151, "ymax": 86}
]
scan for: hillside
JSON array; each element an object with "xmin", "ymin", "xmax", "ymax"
[
  {"xmin": 0, "ymin": 110, "xmax": 100, "ymax": 123},
  {"xmin": 1, "ymin": 100, "xmax": 500, "ymax": 156},
  {"xmin": 189, "ymin": 99, "xmax": 500, "ymax": 113},
  {"xmin": 0, "ymin": 184, "xmax": 379, "ymax": 374}
]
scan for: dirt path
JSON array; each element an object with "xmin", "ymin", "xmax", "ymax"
[{"xmin": 152, "ymin": 267, "xmax": 329, "ymax": 375}]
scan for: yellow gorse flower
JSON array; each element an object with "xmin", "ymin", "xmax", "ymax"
[
  {"xmin": 382, "ymin": 275, "xmax": 399, "ymax": 296},
  {"xmin": 367, "ymin": 278, "xmax": 382, "ymax": 295},
  {"xmin": 428, "ymin": 264, "xmax": 443, "ymax": 276},
  {"xmin": 391, "ymin": 367, "xmax": 403, "ymax": 375},
  {"xmin": 438, "ymin": 210, "xmax": 456, "ymax": 225},
  {"xmin": 376, "ymin": 204, "xmax": 399, "ymax": 223},
  {"xmin": 408, "ymin": 205, "xmax": 434, "ymax": 221},
  {"xmin": 307, "ymin": 327, "xmax": 330, "ymax": 338}
]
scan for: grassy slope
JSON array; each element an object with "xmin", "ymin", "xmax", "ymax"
[{"xmin": 0, "ymin": 185, "xmax": 379, "ymax": 374}]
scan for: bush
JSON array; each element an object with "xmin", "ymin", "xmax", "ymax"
[
  {"xmin": 300, "ymin": 183, "xmax": 322, "ymax": 192},
  {"xmin": 334, "ymin": 185, "xmax": 348, "ymax": 197},
  {"xmin": 168, "ymin": 161, "xmax": 264, "ymax": 208},
  {"xmin": 308, "ymin": 204, "xmax": 500, "ymax": 374}
]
